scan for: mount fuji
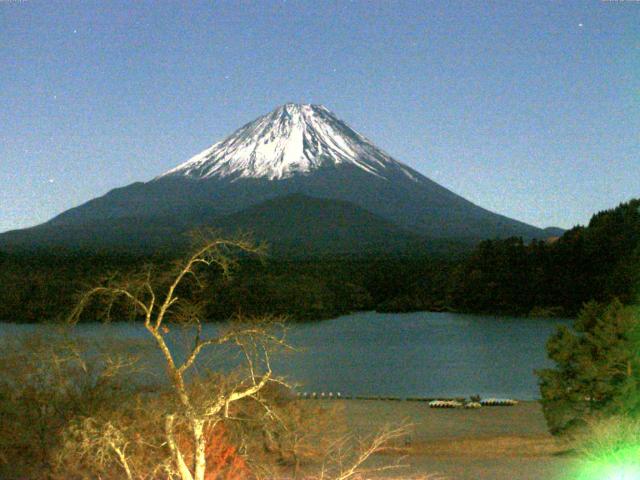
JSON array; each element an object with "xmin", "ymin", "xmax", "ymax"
[{"xmin": 1, "ymin": 104, "xmax": 558, "ymax": 254}]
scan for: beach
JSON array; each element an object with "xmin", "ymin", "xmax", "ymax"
[{"xmin": 317, "ymin": 399, "xmax": 577, "ymax": 480}]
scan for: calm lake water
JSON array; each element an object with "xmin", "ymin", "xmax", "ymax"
[{"xmin": 0, "ymin": 311, "xmax": 571, "ymax": 400}]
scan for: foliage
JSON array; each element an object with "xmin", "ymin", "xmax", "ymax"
[
  {"xmin": 0, "ymin": 331, "xmax": 145, "ymax": 478},
  {"xmin": 447, "ymin": 237, "xmax": 539, "ymax": 314},
  {"xmin": 566, "ymin": 416, "xmax": 640, "ymax": 480},
  {"xmin": 0, "ymin": 251, "xmax": 451, "ymax": 323},
  {"xmin": 449, "ymin": 198, "xmax": 640, "ymax": 316},
  {"xmin": 174, "ymin": 423, "xmax": 250, "ymax": 480},
  {"xmin": 0, "ymin": 251, "xmax": 150, "ymax": 323},
  {"xmin": 537, "ymin": 300, "xmax": 640, "ymax": 435},
  {"xmin": 570, "ymin": 415, "xmax": 640, "ymax": 461}
]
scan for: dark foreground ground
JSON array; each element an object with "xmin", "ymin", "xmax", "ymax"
[{"xmin": 319, "ymin": 399, "xmax": 577, "ymax": 480}]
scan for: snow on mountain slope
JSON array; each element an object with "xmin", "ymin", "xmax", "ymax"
[{"xmin": 159, "ymin": 103, "xmax": 420, "ymax": 182}]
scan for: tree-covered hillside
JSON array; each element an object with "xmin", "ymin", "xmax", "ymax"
[{"xmin": 447, "ymin": 199, "xmax": 640, "ymax": 316}]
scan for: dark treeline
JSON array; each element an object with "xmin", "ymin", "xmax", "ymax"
[
  {"xmin": 1, "ymin": 199, "xmax": 638, "ymax": 323},
  {"xmin": 449, "ymin": 199, "xmax": 640, "ymax": 316},
  {"xmin": 0, "ymin": 249, "xmax": 454, "ymax": 323}
]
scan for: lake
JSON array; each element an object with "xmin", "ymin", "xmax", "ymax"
[{"xmin": 0, "ymin": 311, "xmax": 571, "ymax": 400}]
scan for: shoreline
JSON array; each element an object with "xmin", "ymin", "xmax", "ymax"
[
  {"xmin": 0, "ymin": 308, "xmax": 574, "ymax": 325},
  {"xmin": 297, "ymin": 394, "xmax": 525, "ymax": 401},
  {"xmin": 331, "ymin": 399, "xmax": 574, "ymax": 480}
]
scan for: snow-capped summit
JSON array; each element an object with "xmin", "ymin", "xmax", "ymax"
[{"xmin": 160, "ymin": 103, "xmax": 418, "ymax": 181}]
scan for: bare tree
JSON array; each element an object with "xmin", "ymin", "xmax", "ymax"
[
  {"xmin": 70, "ymin": 236, "xmax": 289, "ymax": 480},
  {"xmin": 0, "ymin": 330, "xmax": 147, "ymax": 479},
  {"xmin": 317, "ymin": 425, "xmax": 410, "ymax": 480}
]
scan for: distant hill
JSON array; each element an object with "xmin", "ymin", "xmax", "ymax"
[{"xmin": 210, "ymin": 194, "xmax": 422, "ymax": 256}]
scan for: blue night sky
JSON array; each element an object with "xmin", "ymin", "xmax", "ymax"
[{"xmin": 1, "ymin": 0, "xmax": 638, "ymax": 233}]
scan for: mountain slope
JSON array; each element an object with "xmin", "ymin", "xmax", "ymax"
[
  {"xmin": 1, "ymin": 103, "xmax": 553, "ymax": 252},
  {"xmin": 0, "ymin": 195, "xmax": 425, "ymax": 255}
]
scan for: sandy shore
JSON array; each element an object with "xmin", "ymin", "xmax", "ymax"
[{"xmin": 315, "ymin": 399, "xmax": 577, "ymax": 480}]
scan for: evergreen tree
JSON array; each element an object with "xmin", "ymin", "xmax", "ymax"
[{"xmin": 537, "ymin": 299, "xmax": 640, "ymax": 434}]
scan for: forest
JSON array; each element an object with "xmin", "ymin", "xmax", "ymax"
[{"xmin": 0, "ymin": 198, "xmax": 638, "ymax": 324}]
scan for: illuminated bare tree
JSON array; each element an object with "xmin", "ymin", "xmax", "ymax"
[{"xmin": 70, "ymin": 236, "xmax": 289, "ymax": 480}]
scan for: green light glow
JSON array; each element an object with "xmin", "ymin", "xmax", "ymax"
[{"xmin": 573, "ymin": 445, "xmax": 640, "ymax": 480}]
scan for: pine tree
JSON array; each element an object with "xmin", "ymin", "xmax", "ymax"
[{"xmin": 537, "ymin": 299, "xmax": 640, "ymax": 434}]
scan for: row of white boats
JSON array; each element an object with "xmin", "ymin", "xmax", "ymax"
[
  {"xmin": 295, "ymin": 392, "xmax": 519, "ymax": 407},
  {"xmin": 427, "ymin": 398, "xmax": 518, "ymax": 408}
]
